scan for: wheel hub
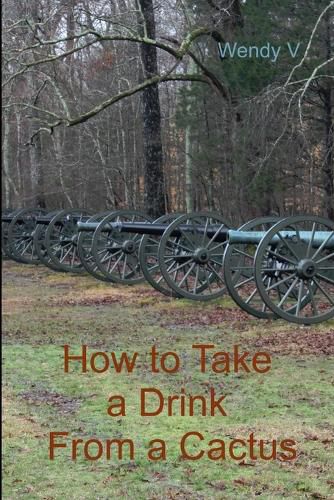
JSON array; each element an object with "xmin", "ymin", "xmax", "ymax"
[
  {"xmin": 296, "ymin": 259, "xmax": 317, "ymax": 279},
  {"xmin": 194, "ymin": 247, "xmax": 210, "ymax": 264},
  {"xmin": 122, "ymin": 240, "xmax": 136, "ymax": 254}
]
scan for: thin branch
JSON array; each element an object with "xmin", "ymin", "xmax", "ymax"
[
  {"xmin": 285, "ymin": 1, "xmax": 334, "ymax": 86},
  {"xmin": 24, "ymin": 72, "xmax": 209, "ymax": 142}
]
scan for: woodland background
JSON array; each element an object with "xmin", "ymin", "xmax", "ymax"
[{"xmin": 2, "ymin": 0, "xmax": 334, "ymax": 223}]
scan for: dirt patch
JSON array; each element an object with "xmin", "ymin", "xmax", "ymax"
[
  {"xmin": 159, "ymin": 304, "xmax": 250, "ymax": 329},
  {"xmin": 20, "ymin": 389, "xmax": 81, "ymax": 414},
  {"xmin": 2, "ymin": 297, "xmax": 36, "ymax": 310},
  {"xmin": 51, "ymin": 286, "xmax": 172, "ymax": 307},
  {"xmin": 2, "ymin": 261, "xmax": 52, "ymax": 283},
  {"xmin": 252, "ymin": 330, "xmax": 334, "ymax": 356}
]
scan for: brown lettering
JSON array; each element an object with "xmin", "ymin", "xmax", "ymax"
[
  {"xmin": 180, "ymin": 431, "xmax": 204, "ymax": 460},
  {"xmin": 49, "ymin": 431, "xmax": 68, "ymax": 459},
  {"xmin": 147, "ymin": 439, "xmax": 166, "ymax": 461},
  {"xmin": 84, "ymin": 439, "xmax": 103, "ymax": 461},
  {"xmin": 192, "ymin": 344, "xmax": 215, "ymax": 373},
  {"xmin": 107, "ymin": 395, "xmax": 126, "ymax": 417},
  {"xmin": 252, "ymin": 352, "xmax": 271, "ymax": 373},
  {"xmin": 141, "ymin": 388, "xmax": 164, "ymax": 416},
  {"xmin": 229, "ymin": 439, "xmax": 246, "ymax": 460},
  {"xmin": 63, "ymin": 345, "xmax": 87, "ymax": 373}
]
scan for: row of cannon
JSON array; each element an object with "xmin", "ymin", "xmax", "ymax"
[{"xmin": 2, "ymin": 207, "xmax": 334, "ymax": 325}]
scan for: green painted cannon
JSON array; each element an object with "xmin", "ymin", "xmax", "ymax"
[
  {"xmin": 36, "ymin": 209, "xmax": 91, "ymax": 273},
  {"xmin": 228, "ymin": 230, "xmax": 334, "ymax": 248},
  {"xmin": 79, "ymin": 210, "xmax": 153, "ymax": 284},
  {"xmin": 77, "ymin": 221, "xmax": 334, "ymax": 248},
  {"xmin": 3, "ymin": 207, "xmax": 333, "ymax": 325},
  {"xmin": 77, "ymin": 212, "xmax": 230, "ymax": 294},
  {"xmin": 1, "ymin": 209, "xmax": 91, "ymax": 271},
  {"xmin": 147, "ymin": 214, "xmax": 333, "ymax": 324},
  {"xmin": 2, "ymin": 208, "xmax": 21, "ymax": 258},
  {"xmin": 77, "ymin": 213, "xmax": 333, "ymax": 324},
  {"xmin": 1, "ymin": 208, "xmax": 46, "ymax": 264}
]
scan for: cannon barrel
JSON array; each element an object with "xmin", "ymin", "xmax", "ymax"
[
  {"xmin": 77, "ymin": 221, "xmax": 166, "ymax": 234},
  {"xmin": 77, "ymin": 221, "xmax": 230, "ymax": 241},
  {"xmin": 228, "ymin": 230, "xmax": 334, "ymax": 248},
  {"xmin": 36, "ymin": 215, "xmax": 90, "ymax": 225},
  {"xmin": 2, "ymin": 215, "xmax": 39, "ymax": 223},
  {"xmin": 36, "ymin": 216, "xmax": 54, "ymax": 224},
  {"xmin": 77, "ymin": 221, "xmax": 334, "ymax": 249},
  {"xmin": 2, "ymin": 216, "xmax": 14, "ymax": 223}
]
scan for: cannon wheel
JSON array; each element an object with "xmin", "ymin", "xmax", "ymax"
[
  {"xmin": 45, "ymin": 209, "xmax": 91, "ymax": 273},
  {"xmin": 7, "ymin": 208, "xmax": 46, "ymax": 264},
  {"xmin": 33, "ymin": 211, "xmax": 64, "ymax": 271},
  {"xmin": 158, "ymin": 212, "xmax": 231, "ymax": 301},
  {"xmin": 91, "ymin": 210, "xmax": 152, "ymax": 284},
  {"xmin": 223, "ymin": 217, "xmax": 280, "ymax": 319},
  {"xmin": 254, "ymin": 215, "xmax": 334, "ymax": 324},
  {"xmin": 2, "ymin": 208, "xmax": 22, "ymax": 258},
  {"xmin": 139, "ymin": 213, "xmax": 183, "ymax": 297},
  {"xmin": 77, "ymin": 211, "xmax": 114, "ymax": 282}
]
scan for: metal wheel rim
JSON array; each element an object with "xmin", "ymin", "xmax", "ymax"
[
  {"xmin": 92, "ymin": 210, "xmax": 152, "ymax": 284},
  {"xmin": 77, "ymin": 211, "xmax": 115, "ymax": 282},
  {"xmin": 2, "ymin": 208, "xmax": 23, "ymax": 258},
  {"xmin": 45, "ymin": 209, "xmax": 91, "ymax": 273},
  {"xmin": 223, "ymin": 217, "xmax": 280, "ymax": 319},
  {"xmin": 139, "ymin": 213, "xmax": 183, "ymax": 297},
  {"xmin": 8, "ymin": 208, "xmax": 46, "ymax": 264},
  {"xmin": 158, "ymin": 212, "xmax": 231, "ymax": 301},
  {"xmin": 254, "ymin": 215, "xmax": 334, "ymax": 324},
  {"xmin": 33, "ymin": 211, "xmax": 64, "ymax": 271}
]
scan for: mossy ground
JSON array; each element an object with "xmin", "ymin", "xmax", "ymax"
[{"xmin": 2, "ymin": 261, "xmax": 334, "ymax": 499}]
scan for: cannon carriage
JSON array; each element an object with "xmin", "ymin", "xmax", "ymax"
[{"xmin": 2, "ymin": 208, "xmax": 333, "ymax": 324}]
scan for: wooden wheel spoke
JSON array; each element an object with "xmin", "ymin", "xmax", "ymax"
[
  {"xmin": 316, "ymin": 252, "xmax": 334, "ymax": 264},
  {"xmin": 314, "ymin": 272, "xmax": 334, "ymax": 286},
  {"xmin": 277, "ymin": 232, "xmax": 299, "ymax": 262},
  {"xmin": 277, "ymin": 277, "xmax": 299, "ymax": 308},
  {"xmin": 312, "ymin": 231, "xmax": 334, "ymax": 260},
  {"xmin": 312, "ymin": 278, "xmax": 334, "ymax": 306}
]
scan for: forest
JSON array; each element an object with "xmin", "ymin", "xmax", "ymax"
[
  {"xmin": 2, "ymin": 0, "xmax": 334, "ymax": 223},
  {"xmin": 2, "ymin": 3, "xmax": 334, "ymax": 498}
]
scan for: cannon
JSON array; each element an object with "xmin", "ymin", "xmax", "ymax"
[
  {"xmin": 1, "ymin": 209, "xmax": 92, "ymax": 272},
  {"xmin": 2, "ymin": 208, "xmax": 21, "ymax": 258},
  {"xmin": 38, "ymin": 209, "xmax": 91, "ymax": 273},
  {"xmin": 33, "ymin": 210, "xmax": 66, "ymax": 271},
  {"xmin": 3, "ymin": 207, "xmax": 333, "ymax": 324},
  {"xmin": 77, "ymin": 212, "xmax": 231, "ymax": 297},
  {"xmin": 88, "ymin": 210, "xmax": 152, "ymax": 284},
  {"xmin": 252, "ymin": 215, "xmax": 333, "ymax": 324},
  {"xmin": 2, "ymin": 208, "xmax": 46, "ymax": 264},
  {"xmin": 77, "ymin": 211, "xmax": 115, "ymax": 281},
  {"xmin": 157, "ymin": 213, "xmax": 333, "ymax": 324},
  {"xmin": 139, "ymin": 213, "xmax": 184, "ymax": 297},
  {"xmin": 77, "ymin": 213, "xmax": 334, "ymax": 324}
]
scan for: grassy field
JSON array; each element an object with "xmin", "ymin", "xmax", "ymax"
[{"xmin": 2, "ymin": 260, "xmax": 334, "ymax": 499}]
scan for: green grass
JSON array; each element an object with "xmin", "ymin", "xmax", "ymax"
[{"xmin": 2, "ymin": 261, "xmax": 334, "ymax": 499}]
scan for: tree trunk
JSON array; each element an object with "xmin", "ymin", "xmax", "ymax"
[
  {"xmin": 322, "ymin": 9, "xmax": 334, "ymax": 219},
  {"xmin": 138, "ymin": 0, "xmax": 165, "ymax": 217},
  {"xmin": 3, "ymin": 110, "xmax": 13, "ymax": 206},
  {"xmin": 52, "ymin": 131, "xmax": 73, "ymax": 208},
  {"xmin": 28, "ymin": 2, "xmax": 46, "ymax": 208},
  {"xmin": 29, "ymin": 108, "xmax": 46, "ymax": 208},
  {"xmin": 323, "ymin": 86, "xmax": 334, "ymax": 219},
  {"xmin": 185, "ymin": 59, "xmax": 197, "ymax": 212}
]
